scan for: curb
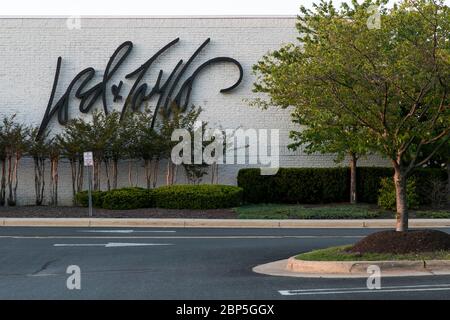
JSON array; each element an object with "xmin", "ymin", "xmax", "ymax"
[
  {"xmin": 286, "ymin": 257, "xmax": 450, "ymax": 274},
  {"xmin": 252, "ymin": 258, "xmax": 450, "ymax": 278},
  {"xmin": 1, "ymin": 218, "xmax": 450, "ymax": 228}
]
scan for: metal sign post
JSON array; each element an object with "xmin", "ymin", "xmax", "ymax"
[{"xmin": 83, "ymin": 152, "xmax": 94, "ymax": 217}]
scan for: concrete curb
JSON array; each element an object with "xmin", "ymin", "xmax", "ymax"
[
  {"xmin": 253, "ymin": 257, "xmax": 450, "ymax": 278},
  {"xmin": 286, "ymin": 257, "xmax": 450, "ymax": 274},
  {"xmin": 1, "ymin": 218, "xmax": 450, "ymax": 228}
]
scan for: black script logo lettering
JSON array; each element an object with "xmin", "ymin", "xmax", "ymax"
[{"xmin": 37, "ymin": 38, "xmax": 243, "ymax": 138}]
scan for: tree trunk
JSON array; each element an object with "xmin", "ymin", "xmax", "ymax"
[
  {"xmin": 350, "ymin": 153, "xmax": 358, "ymax": 204},
  {"xmin": 128, "ymin": 160, "xmax": 133, "ymax": 186},
  {"xmin": 211, "ymin": 163, "xmax": 218, "ymax": 184},
  {"xmin": 33, "ymin": 156, "xmax": 45, "ymax": 205},
  {"xmin": 0, "ymin": 159, "xmax": 5, "ymax": 206},
  {"xmin": 50, "ymin": 157, "xmax": 59, "ymax": 206},
  {"xmin": 393, "ymin": 163, "xmax": 408, "ymax": 232},
  {"xmin": 135, "ymin": 160, "xmax": 139, "ymax": 187},
  {"xmin": 70, "ymin": 158, "xmax": 77, "ymax": 199},
  {"xmin": 76, "ymin": 160, "xmax": 84, "ymax": 194},
  {"xmin": 7, "ymin": 155, "xmax": 13, "ymax": 205},
  {"xmin": 173, "ymin": 165, "xmax": 178, "ymax": 184},
  {"xmin": 104, "ymin": 158, "xmax": 111, "ymax": 191},
  {"xmin": 11, "ymin": 154, "xmax": 19, "ymax": 206},
  {"xmin": 112, "ymin": 159, "xmax": 118, "ymax": 190},
  {"xmin": 93, "ymin": 157, "xmax": 101, "ymax": 191},
  {"xmin": 166, "ymin": 160, "xmax": 174, "ymax": 185},
  {"xmin": 447, "ymin": 159, "xmax": 450, "ymax": 206},
  {"xmin": 144, "ymin": 159, "xmax": 151, "ymax": 189},
  {"xmin": 152, "ymin": 159, "xmax": 159, "ymax": 188}
]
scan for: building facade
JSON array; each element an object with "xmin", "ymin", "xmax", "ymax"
[{"xmin": 0, "ymin": 17, "xmax": 389, "ymax": 205}]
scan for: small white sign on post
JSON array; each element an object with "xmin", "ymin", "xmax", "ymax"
[
  {"xmin": 83, "ymin": 152, "xmax": 94, "ymax": 167},
  {"xmin": 83, "ymin": 151, "xmax": 94, "ymax": 217}
]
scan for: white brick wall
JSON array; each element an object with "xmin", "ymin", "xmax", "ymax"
[{"xmin": 0, "ymin": 17, "xmax": 390, "ymax": 205}]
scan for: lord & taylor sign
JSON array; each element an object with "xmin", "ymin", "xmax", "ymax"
[{"xmin": 37, "ymin": 38, "xmax": 243, "ymax": 137}]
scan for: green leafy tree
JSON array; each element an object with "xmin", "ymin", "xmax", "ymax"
[
  {"xmin": 132, "ymin": 107, "xmax": 165, "ymax": 189},
  {"xmin": 58, "ymin": 119, "xmax": 86, "ymax": 201},
  {"xmin": 0, "ymin": 115, "xmax": 29, "ymax": 206},
  {"xmin": 159, "ymin": 104, "xmax": 203, "ymax": 185},
  {"xmin": 28, "ymin": 127, "xmax": 51, "ymax": 205},
  {"xmin": 288, "ymin": 108, "xmax": 373, "ymax": 203},
  {"xmin": 252, "ymin": 0, "xmax": 450, "ymax": 231},
  {"xmin": 47, "ymin": 136, "xmax": 61, "ymax": 206}
]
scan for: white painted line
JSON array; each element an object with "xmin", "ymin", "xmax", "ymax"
[
  {"xmin": 105, "ymin": 242, "xmax": 172, "ymax": 247},
  {"xmin": 77, "ymin": 229, "xmax": 176, "ymax": 233},
  {"xmin": 54, "ymin": 242, "xmax": 172, "ymax": 247},
  {"xmin": 279, "ymin": 283, "xmax": 450, "ymax": 296},
  {"xmin": 0, "ymin": 235, "xmax": 364, "ymax": 239},
  {"xmin": 53, "ymin": 244, "xmax": 104, "ymax": 247}
]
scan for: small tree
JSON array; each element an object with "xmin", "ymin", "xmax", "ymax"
[
  {"xmin": 58, "ymin": 120, "xmax": 86, "ymax": 201},
  {"xmin": 159, "ymin": 104, "xmax": 203, "ymax": 185},
  {"xmin": 48, "ymin": 136, "xmax": 61, "ymax": 206},
  {"xmin": 28, "ymin": 128, "xmax": 50, "ymax": 205},
  {"xmin": 183, "ymin": 121, "xmax": 210, "ymax": 185},
  {"xmin": 133, "ymin": 108, "xmax": 162, "ymax": 189},
  {"xmin": 0, "ymin": 122, "xmax": 7, "ymax": 206},
  {"xmin": 288, "ymin": 108, "xmax": 372, "ymax": 203},
  {"xmin": 104, "ymin": 111, "xmax": 124, "ymax": 190},
  {"xmin": 252, "ymin": 0, "xmax": 450, "ymax": 231},
  {"xmin": 0, "ymin": 115, "xmax": 29, "ymax": 206}
]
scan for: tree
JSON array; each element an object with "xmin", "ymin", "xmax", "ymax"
[
  {"xmin": 252, "ymin": 0, "xmax": 449, "ymax": 231},
  {"xmin": 58, "ymin": 120, "xmax": 86, "ymax": 201},
  {"xmin": 159, "ymin": 104, "xmax": 203, "ymax": 185},
  {"xmin": 48, "ymin": 136, "xmax": 61, "ymax": 206},
  {"xmin": 288, "ymin": 107, "xmax": 372, "ymax": 203},
  {"xmin": 28, "ymin": 127, "xmax": 50, "ymax": 205},
  {"xmin": 105, "ymin": 111, "xmax": 127, "ymax": 190},
  {"xmin": 182, "ymin": 121, "xmax": 210, "ymax": 185},
  {"xmin": 0, "ymin": 122, "xmax": 7, "ymax": 206},
  {"xmin": 0, "ymin": 115, "xmax": 29, "ymax": 206},
  {"xmin": 133, "ymin": 108, "xmax": 164, "ymax": 189}
]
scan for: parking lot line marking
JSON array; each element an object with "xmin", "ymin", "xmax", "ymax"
[
  {"xmin": 0, "ymin": 235, "xmax": 364, "ymax": 239},
  {"xmin": 77, "ymin": 230, "xmax": 177, "ymax": 233},
  {"xmin": 279, "ymin": 283, "xmax": 450, "ymax": 296},
  {"xmin": 54, "ymin": 242, "xmax": 173, "ymax": 247}
]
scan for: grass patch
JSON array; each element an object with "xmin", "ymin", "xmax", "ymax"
[
  {"xmin": 235, "ymin": 204, "xmax": 382, "ymax": 219},
  {"xmin": 415, "ymin": 210, "xmax": 450, "ymax": 219},
  {"xmin": 234, "ymin": 203, "xmax": 450, "ymax": 219},
  {"xmin": 295, "ymin": 245, "xmax": 450, "ymax": 261}
]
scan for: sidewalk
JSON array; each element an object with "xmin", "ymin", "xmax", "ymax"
[{"xmin": 1, "ymin": 218, "xmax": 450, "ymax": 228}]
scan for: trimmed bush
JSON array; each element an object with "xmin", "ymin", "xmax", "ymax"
[
  {"xmin": 357, "ymin": 167, "xmax": 447, "ymax": 205},
  {"xmin": 152, "ymin": 184, "xmax": 243, "ymax": 209},
  {"xmin": 75, "ymin": 190, "xmax": 107, "ymax": 207},
  {"xmin": 237, "ymin": 168, "xmax": 349, "ymax": 204},
  {"xmin": 377, "ymin": 177, "xmax": 419, "ymax": 210},
  {"xmin": 356, "ymin": 167, "xmax": 393, "ymax": 203},
  {"xmin": 102, "ymin": 187, "xmax": 154, "ymax": 210},
  {"xmin": 238, "ymin": 167, "xmax": 447, "ymax": 204}
]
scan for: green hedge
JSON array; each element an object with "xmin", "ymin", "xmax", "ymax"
[
  {"xmin": 237, "ymin": 167, "xmax": 447, "ymax": 204},
  {"xmin": 356, "ymin": 167, "xmax": 447, "ymax": 205},
  {"xmin": 237, "ymin": 168, "xmax": 349, "ymax": 204},
  {"xmin": 75, "ymin": 185, "xmax": 243, "ymax": 210},
  {"xmin": 355, "ymin": 167, "xmax": 393, "ymax": 203},
  {"xmin": 152, "ymin": 184, "xmax": 243, "ymax": 209},
  {"xmin": 74, "ymin": 190, "xmax": 107, "ymax": 207},
  {"xmin": 102, "ymin": 187, "xmax": 154, "ymax": 210}
]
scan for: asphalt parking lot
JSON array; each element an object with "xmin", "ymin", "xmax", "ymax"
[{"xmin": 0, "ymin": 227, "xmax": 449, "ymax": 299}]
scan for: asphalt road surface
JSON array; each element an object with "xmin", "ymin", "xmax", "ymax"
[{"xmin": 0, "ymin": 226, "xmax": 449, "ymax": 300}]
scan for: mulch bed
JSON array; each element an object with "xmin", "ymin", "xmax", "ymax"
[
  {"xmin": 0, "ymin": 206, "xmax": 238, "ymax": 219},
  {"xmin": 348, "ymin": 229, "xmax": 450, "ymax": 254}
]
